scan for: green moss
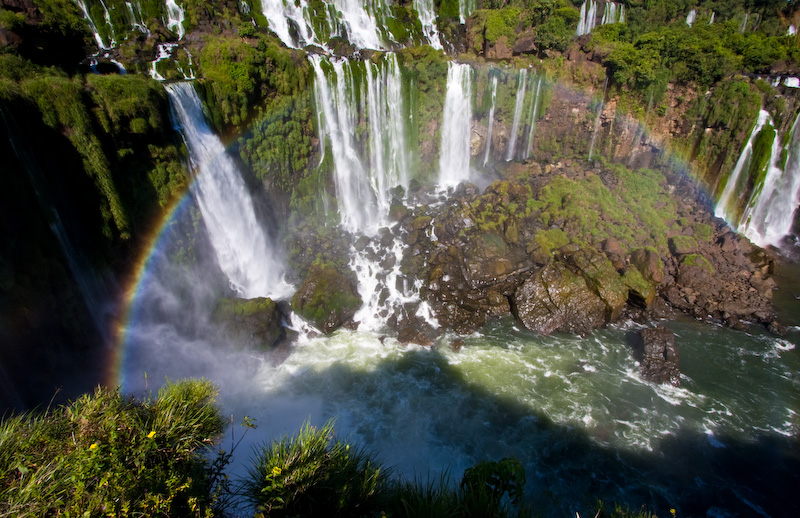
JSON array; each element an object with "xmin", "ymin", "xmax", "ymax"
[
  {"xmin": 682, "ymin": 253, "xmax": 715, "ymax": 273},
  {"xmin": 692, "ymin": 223, "xmax": 713, "ymax": 243},
  {"xmin": 534, "ymin": 228, "xmax": 569, "ymax": 255}
]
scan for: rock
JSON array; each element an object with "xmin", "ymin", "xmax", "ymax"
[
  {"xmin": 291, "ymin": 263, "xmax": 362, "ymax": 334},
  {"xmin": 564, "ymin": 249, "xmax": 628, "ymax": 322},
  {"xmin": 212, "ymin": 297, "xmax": 286, "ymax": 351},
  {"xmin": 486, "ymin": 35, "xmax": 513, "ymax": 60},
  {"xmin": 767, "ymin": 319, "xmax": 787, "ymax": 337},
  {"xmin": 353, "ymin": 235, "xmax": 371, "ymax": 252},
  {"xmin": 388, "ymin": 203, "xmax": 409, "ymax": 222},
  {"xmin": 511, "ymin": 263, "xmax": 606, "ymax": 336},
  {"xmin": 630, "ymin": 248, "xmax": 664, "ymax": 284},
  {"xmin": 512, "ymin": 31, "xmax": 537, "ymax": 55},
  {"xmin": 397, "ymin": 325, "xmax": 433, "ymax": 346},
  {"xmin": 634, "ymin": 326, "xmax": 680, "ymax": 386},
  {"xmin": 622, "ymin": 265, "xmax": 656, "ymax": 308},
  {"xmin": 669, "ymin": 235, "xmax": 698, "ymax": 256}
]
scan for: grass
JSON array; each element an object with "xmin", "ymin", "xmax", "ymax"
[{"xmin": 0, "ymin": 379, "xmax": 225, "ymax": 516}]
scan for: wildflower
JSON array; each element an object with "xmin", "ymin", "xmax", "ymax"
[
  {"xmin": 670, "ymin": 509, "xmax": 677, "ymax": 517},
  {"xmin": 89, "ymin": 443, "xmax": 98, "ymax": 450},
  {"xmin": 147, "ymin": 430, "xmax": 156, "ymax": 439},
  {"xmin": 271, "ymin": 466, "xmax": 282, "ymax": 476}
]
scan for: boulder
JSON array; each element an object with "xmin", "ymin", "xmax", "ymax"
[
  {"xmin": 512, "ymin": 31, "xmax": 537, "ymax": 55},
  {"xmin": 291, "ymin": 263, "xmax": 362, "ymax": 334},
  {"xmin": 634, "ymin": 326, "xmax": 680, "ymax": 386},
  {"xmin": 621, "ymin": 265, "xmax": 656, "ymax": 308},
  {"xmin": 511, "ymin": 263, "xmax": 606, "ymax": 336},
  {"xmin": 564, "ymin": 249, "xmax": 628, "ymax": 322},
  {"xmin": 668, "ymin": 235, "xmax": 698, "ymax": 256},
  {"xmin": 630, "ymin": 248, "xmax": 664, "ymax": 284},
  {"xmin": 212, "ymin": 297, "xmax": 286, "ymax": 350},
  {"xmin": 397, "ymin": 325, "xmax": 433, "ymax": 347}
]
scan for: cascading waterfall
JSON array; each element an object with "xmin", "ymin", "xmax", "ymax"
[
  {"xmin": 506, "ymin": 69, "xmax": 528, "ymax": 162},
  {"xmin": 260, "ymin": 0, "xmax": 385, "ymax": 50},
  {"xmin": 601, "ymin": 1, "xmax": 624, "ymax": 25},
  {"xmin": 414, "ymin": 0, "xmax": 443, "ymax": 50},
  {"xmin": 166, "ymin": 82, "xmax": 289, "ymax": 299},
  {"xmin": 259, "ymin": 0, "xmax": 318, "ymax": 49},
  {"xmin": 714, "ymin": 109, "xmax": 771, "ymax": 226},
  {"xmin": 74, "ymin": 0, "xmax": 111, "ymax": 49},
  {"xmin": 311, "ymin": 55, "xmax": 409, "ymax": 234},
  {"xmin": 483, "ymin": 75, "xmax": 498, "ymax": 166},
  {"xmin": 438, "ymin": 62, "xmax": 473, "ymax": 187},
  {"xmin": 588, "ymin": 76, "xmax": 608, "ymax": 161},
  {"xmin": 686, "ymin": 10, "xmax": 696, "ymax": 27},
  {"xmin": 524, "ymin": 74, "xmax": 543, "ymax": 159},
  {"xmin": 458, "ymin": 0, "xmax": 476, "ymax": 24},
  {"xmin": 577, "ymin": 1, "xmax": 624, "ymax": 36},
  {"xmin": 126, "ymin": 1, "xmax": 150, "ymax": 35},
  {"xmin": 738, "ymin": 112, "xmax": 800, "ymax": 247},
  {"xmin": 576, "ymin": 0, "xmax": 597, "ymax": 36},
  {"xmin": 165, "ymin": 0, "xmax": 186, "ymax": 40}
]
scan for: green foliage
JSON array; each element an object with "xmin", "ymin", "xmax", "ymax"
[
  {"xmin": 692, "ymin": 222, "xmax": 713, "ymax": 243},
  {"xmin": 461, "ymin": 457, "xmax": 526, "ymax": 506},
  {"xmin": 0, "ymin": 380, "xmax": 225, "ymax": 516},
  {"xmin": 682, "ymin": 253, "xmax": 715, "ymax": 273},
  {"xmin": 243, "ymin": 420, "xmax": 387, "ymax": 517},
  {"xmin": 747, "ymin": 123, "xmax": 777, "ymax": 196}
]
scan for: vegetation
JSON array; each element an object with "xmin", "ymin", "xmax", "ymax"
[{"xmin": 0, "ymin": 380, "xmax": 225, "ymax": 516}]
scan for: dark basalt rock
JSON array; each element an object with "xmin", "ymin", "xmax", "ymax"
[
  {"xmin": 633, "ymin": 326, "xmax": 680, "ymax": 386},
  {"xmin": 511, "ymin": 262, "xmax": 606, "ymax": 336},
  {"xmin": 291, "ymin": 263, "xmax": 361, "ymax": 334},
  {"xmin": 212, "ymin": 297, "xmax": 287, "ymax": 351}
]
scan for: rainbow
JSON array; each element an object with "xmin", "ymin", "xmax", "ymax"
[{"xmin": 107, "ymin": 190, "xmax": 195, "ymax": 389}]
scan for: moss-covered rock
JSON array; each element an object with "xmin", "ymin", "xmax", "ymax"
[
  {"xmin": 668, "ymin": 235, "xmax": 698, "ymax": 257},
  {"xmin": 630, "ymin": 247, "xmax": 664, "ymax": 285},
  {"xmin": 291, "ymin": 262, "xmax": 361, "ymax": 333},
  {"xmin": 563, "ymin": 248, "xmax": 628, "ymax": 322},
  {"xmin": 621, "ymin": 265, "xmax": 656, "ymax": 308},
  {"xmin": 511, "ymin": 262, "xmax": 606, "ymax": 336},
  {"xmin": 212, "ymin": 297, "xmax": 286, "ymax": 350}
]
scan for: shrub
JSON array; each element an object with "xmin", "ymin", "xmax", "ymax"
[{"xmin": 242, "ymin": 420, "xmax": 388, "ymax": 517}]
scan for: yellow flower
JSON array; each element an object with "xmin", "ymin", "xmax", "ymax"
[
  {"xmin": 147, "ymin": 430, "xmax": 156, "ymax": 439},
  {"xmin": 670, "ymin": 509, "xmax": 677, "ymax": 516},
  {"xmin": 271, "ymin": 466, "xmax": 282, "ymax": 476},
  {"xmin": 89, "ymin": 443, "xmax": 98, "ymax": 450}
]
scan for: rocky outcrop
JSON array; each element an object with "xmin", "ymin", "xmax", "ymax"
[
  {"xmin": 212, "ymin": 297, "xmax": 287, "ymax": 350},
  {"xmin": 633, "ymin": 326, "xmax": 680, "ymax": 386},
  {"xmin": 291, "ymin": 262, "xmax": 361, "ymax": 334}
]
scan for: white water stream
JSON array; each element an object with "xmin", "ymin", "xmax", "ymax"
[
  {"xmin": 483, "ymin": 75, "xmax": 498, "ymax": 166},
  {"xmin": 438, "ymin": 62, "xmax": 473, "ymax": 187},
  {"xmin": 166, "ymin": 82, "xmax": 289, "ymax": 299}
]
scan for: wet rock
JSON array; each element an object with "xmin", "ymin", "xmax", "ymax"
[
  {"xmin": 212, "ymin": 297, "xmax": 286, "ymax": 351},
  {"xmin": 634, "ymin": 326, "xmax": 680, "ymax": 386},
  {"xmin": 291, "ymin": 263, "xmax": 361, "ymax": 334},
  {"xmin": 511, "ymin": 30, "xmax": 537, "ymax": 55},
  {"xmin": 397, "ymin": 325, "xmax": 433, "ymax": 347},
  {"xmin": 511, "ymin": 263, "xmax": 606, "ymax": 336},
  {"xmin": 354, "ymin": 235, "xmax": 371, "ymax": 252}
]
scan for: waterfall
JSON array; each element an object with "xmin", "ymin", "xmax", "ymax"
[
  {"xmin": 714, "ymin": 109, "xmax": 771, "ymax": 225},
  {"xmin": 576, "ymin": 0, "xmax": 597, "ymax": 36},
  {"xmin": 483, "ymin": 75, "xmax": 498, "ymax": 166},
  {"xmin": 166, "ymin": 82, "xmax": 289, "ymax": 299},
  {"xmin": 506, "ymin": 69, "xmax": 527, "ymax": 162},
  {"xmin": 125, "ymin": 1, "xmax": 149, "ymax": 35},
  {"xmin": 414, "ymin": 0, "xmax": 443, "ymax": 49},
  {"xmin": 578, "ymin": 1, "xmax": 624, "ymax": 35},
  {"xmin": 458, "ymin": 0, "xmax": 476, "ymax": 24},
  {"xmin": 524, "ymin": 74, "xmax": 542, "ymax": 159},
  {"xmin": 438, "ymin": 62, "xmax": 473, "ymax": 187},
  {"xmin": 311, "ymin": 54, "xmax": 409, "ymax": 233},
  {"xmin": 165, "ymin": 0, "xmax": 185, "ymax": 39},
  {"xmin": 709, "ymin": 12, "xmax": 715, "ymax": 24},
  {"xmin": 74, "ymin": 0, "xmax": 110, "ymax": 49},
  {"xmin": 739, "ymin": 112, "xmax": 800, "ymax": 247},
  {"xmin": 150, "ymin": 43, "xmax": 177, "ymax": 80},
  {"xmin": 259, "ymin": 0, "xmax": 318, "ymax": 49},
  {"xmin": 601, "ymin": 2, "xmax": 624, "ymax": 25},
  {"xmin": 739, "ymin": 13, "xmax": 749, "ymax": 33},
  {"xmin": 588, "ymin": 76, "xmax": 608, "ymax": 161},
  {"xmin": 686, "ymin": 10, "xmax": 696, "ymax": 27},
  {"xmin": 260, "ymin": 0, "xmax": 385, "ymax": 50}
]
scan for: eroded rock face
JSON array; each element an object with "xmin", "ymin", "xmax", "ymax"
[
  {"xmin": 635, "ymin": 326, "xmax": 680, "ymax": 386},
  {"xmin": 511, "ymin": 263, "xmax": 606, "ymax": 336}
]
